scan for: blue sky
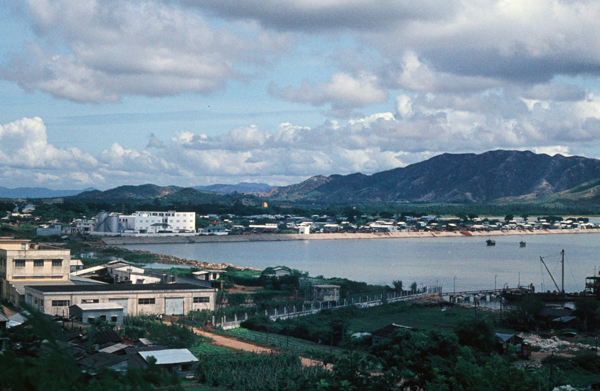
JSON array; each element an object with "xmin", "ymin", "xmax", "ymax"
[{"xmin": 2, "ymin": 0, "xmax": 600, "ymax": 190}]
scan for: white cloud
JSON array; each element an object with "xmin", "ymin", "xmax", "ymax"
[
  {"xmin": 3, "ymin": 0, "xmax": 289, "ymax": 102},
  {"xmin": 271, "ymin": 72, "xmax": 388, "ymax": 117}
]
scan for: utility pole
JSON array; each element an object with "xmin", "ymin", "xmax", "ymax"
[
  {"xmin": 454, "ymin": 276, "xmax": 457, "ymax": 294},
  {"xmin": 495, "ymin": 274, "xmax": 498, "ymax": 292}
]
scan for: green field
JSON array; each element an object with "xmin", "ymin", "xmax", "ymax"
[
  {"xmin": 222, "ymin": 328, "xmax": 340, "ymax": 354},
  {"xmin": 346, "ymin": 301, "xmax": 516, "ymax": 334}
]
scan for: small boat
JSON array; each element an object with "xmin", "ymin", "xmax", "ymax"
[
  {"xmin": 486, "ymin": 239, "xmax": 496, "ymax": 246},
  {"xmin": 520, "ymin": 241, "xmax": 526, "ymax": 248}
]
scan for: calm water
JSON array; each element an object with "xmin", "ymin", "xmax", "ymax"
[{"xmin": 123, "ymin": 233, "xmax": 600, "ymax": 293}]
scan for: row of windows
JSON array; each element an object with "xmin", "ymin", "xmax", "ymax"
[
  {"xmin": 14, "ymin": 259, "xmax": 63, "ymax": 267},
  {"xmin": 49, "ymin": 297, "xmax": 209, "ymax": 306}
]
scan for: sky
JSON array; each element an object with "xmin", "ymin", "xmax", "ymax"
[{"xmin": 2, "ymin": 0, "xmax": 600, "ymax": 190}]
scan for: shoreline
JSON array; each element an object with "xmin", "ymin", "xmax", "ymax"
[{"xmin": 101, "ymin": 228, "xmax": 600, "ymax": 246}]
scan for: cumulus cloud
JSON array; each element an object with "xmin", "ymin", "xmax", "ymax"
[
  {"xmin": 270, "ymin": 72, "xmax": 388, "ymax": 117},
  {"xmin": 2, "ymin": 0, "xmax": 289, "ymax": 102}
]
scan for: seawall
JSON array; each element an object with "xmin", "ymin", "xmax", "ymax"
[{"xmin": 101, "ymin": 228, "xmax": 600, "ymax": 246}]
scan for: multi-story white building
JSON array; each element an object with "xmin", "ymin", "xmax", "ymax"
[
  {"xmin": 131, "ymin": 211, "xmax": 196, "ymax": 234},
  {"xmin": 95, "ymin": 210, "xmax": 196, "ymax": 235}
]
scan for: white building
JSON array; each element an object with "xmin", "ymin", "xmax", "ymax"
[{"xmin": 95, "ymin": 210, "xmax": 196, "ymax": 235}]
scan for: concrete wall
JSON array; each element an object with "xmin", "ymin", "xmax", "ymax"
[{"xmin": 26, "ymin": 287, "xmax": 217, "ymax": 316}]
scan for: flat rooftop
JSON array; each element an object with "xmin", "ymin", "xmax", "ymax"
[{"xmin": 25, "ymin": 283, "xmax": 214, "ymax": 294}]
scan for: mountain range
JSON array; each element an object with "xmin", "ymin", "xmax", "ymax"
[
  {"xmin": 265, "ymin": 150, "xmax": 600, "ymax": 205},
  {"xmin": 7, "ymin": 150, "xmax": 600, "ymax": 206},
  {"xmin": 0, "ymin": 187, "xmax": 94, "ymax": 199}
]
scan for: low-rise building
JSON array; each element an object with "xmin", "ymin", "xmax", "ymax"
[
  {"xmin": 313, "ymin": 284, "xmax": 340, "ymax": 302},
  {"xmin": 69, "ymin": 303, "xmax": 125, "ymax": 324},
  {"xmin": 25, "ymin": 283, "xmax": 217, "ymax": 316}
]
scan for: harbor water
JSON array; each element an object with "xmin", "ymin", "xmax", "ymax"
[{"xmin": 123, "ymin": 232, "xmax": 600, "ymax": 294}]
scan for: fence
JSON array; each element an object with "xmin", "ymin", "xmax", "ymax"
[{"xmin": 214, "ymin": 285, "xmax": 442, "ymax": 329}]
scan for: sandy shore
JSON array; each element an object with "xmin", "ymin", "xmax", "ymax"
[{"xmin": 101, "ymin": 228, "xmax": 600, "ymax": 246}]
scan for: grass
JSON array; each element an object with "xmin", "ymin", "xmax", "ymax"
[
  {"xmin": 347, "ymin": 301, "xmax": 514, "ymax": 334},
  {"xmin": 222, "ymin": 328, "xmax": 339, "ymax": 354},
  {"xmin": 188, "ymin": 343, "xmax": 233, "ymax": 357}
]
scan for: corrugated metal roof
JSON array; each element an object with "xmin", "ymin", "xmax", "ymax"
[
  {"xmin": 72, "ymin": 303, "xmax": 124, "ymax": 311},
  {"xmin": 26, "ymin": 283, "xmax": 213, "ymax": 293},
  {"xmin": 139, "ymin": 349, "xmax": 198, "ymax": 365},
  {"xmin": 99, "ymin": 343, "xmax": 128, "ymax": 354},
  {"xmin": 10, "ymin": 280, "xmax": 74, "ymax": 295},
  {"xmin": 0, "ymin": 312, "xmax": 9, "ymax": 322},
  {"xmin": 71, "ymin": 266, "xmax": 106, "ymax": 275}
]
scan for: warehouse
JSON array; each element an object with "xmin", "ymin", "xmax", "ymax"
[{"xmin": 24, "ymin": 283, "xmax": 217, "ymax": 316}]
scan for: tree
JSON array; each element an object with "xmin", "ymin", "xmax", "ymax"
[
  {"xmin": 504, "ymin": 214, "xmax": 514, "ymax": 222},
  {"xmin": 392, "ymin": 280, "xmax": 403, "ymax": 293},
  {"xmin": 455, "ymin": 316, "xmax": 496, "ymax": 353},
  {"xmin": 410, "ymin": 281, "xmax": 418, "ymax": 292}
]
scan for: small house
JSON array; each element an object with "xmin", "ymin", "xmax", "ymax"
[
  {"xmin": 372, "ymin": 323, "xmax": 415, "ymax": 345},
  {"xmin": 313, "ymin": 284, "xmax": 340, "ymax": 302},
  {"xmin": 69, "ymin": 303, "xmax": 124, "ymax": 325},
  {"xmin": 193, "ymin": 270, "xmax": 222, "ymax": 281},
  {"xmin": 495, "ymin": 333, "xmax": 526, "ymax": 356},
  {"xmin": 0, "ymin": 312, "xmax": 8, "ymax": 331},
  {"xmin": 272, "ymin": 267, "xmax": 291, "ymax": 278},
  {"xmin": 138, "ymin": 348, "xmax": 199, "ymax": 377}
]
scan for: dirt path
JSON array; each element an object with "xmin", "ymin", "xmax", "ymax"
[
  {"xmin": 1, "ymin": 305, "xmax": 17, "ymax": 317},
  {"xmin": 192, "ymin": 328, "xmax": 323, "ymax": 367}
]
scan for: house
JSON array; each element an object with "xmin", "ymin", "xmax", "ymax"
[
  {"xmin": 36, "ymin": 224, "xmax": 62, "ymax": 236},
  {"xmin": 313, "ymin": 284, "xmax": 340, "ymax": 302},
  {"xmin": 495, "ymin": 333, "xmax": 528, "ymax": 356},
  {"xmin": 192, "ymin": 270, "xmax": 222, "ymax": 281},
  {"xmin": 298, "ymin": 226, "xmax": 310, "ymax": 235},
  {"xmin": 272, "ymin": 267, "xmax": 291, "ymax": 278},
  {"xmin": 372, "ymin": 323, "xmax": 415, "ymax": 345},
  {"xmin": 25, "ymin": 283, "xmax": 218, "ymax": 316},
  {"xmin": 0, "ymin": 237, "xmax": 73, "ymax": 306},
  {"xmin": 70, "ymin": 259, "xmax": 84, "ymax": 273},
  {"xmin": 69, "ymin": 303, "xmax": 125, "ymax": 325},
  {"xmin": 0, "ymin": 312, "xmax": 8, "ymax": 330},
  {"xmin": 138, "ymin": 348, "xmax": 198, "ymax": 377}
]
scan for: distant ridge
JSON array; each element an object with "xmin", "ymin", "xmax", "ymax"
[
  {"xmin": 193, "ymin": 182, "xmax": 274, "ymax": 194},
  {"xmin": 265, "ymin": 150, "xmax": 600, "ymax": 204},
  {"xmin": 0, "ymin": 187, "xmax": 95, "ymax": 199}
]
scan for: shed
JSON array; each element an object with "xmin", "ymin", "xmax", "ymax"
[
  {"xmin": 495, "ymin": 333, "xmax": 530, "ymax": 358},
  {"xmin": 551, "ymin": 315, "xmax": 578, "ymax": 329},
  {"xmin": 313, "ymin": 284, "xmax": 340, "ymax": 302},
  {"xmin": 193, "ymin": 270, "xmax": 222, "ymax": 281},
  {"xmin": 0, "ymin": 312, "xmax": 8, "ymax": 330},
  {"xmin": 138, "ymin": 348, "xmax": 198, "ymax": 376},
  {"xmin": 372, "ymin": 323, "xmax": 414, "ymax": 345},
  {"xmin": 272, "ymin": 267, "xmax": 291, "ymax": 278},
  {"xmin": 70, "ymin": 303, "xmax": 124, "ymax": 325}
]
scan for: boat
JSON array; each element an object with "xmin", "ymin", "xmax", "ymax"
[
  {"xmin": 501, "ymin": 250, "xmax": 584, "ymax": 302},
  {"xmin": 486, "ymin": 239, "xmax": 496, "ymax": 246},
  {"xmin": 520, "ymin": 241, "xmax": 526, "ymax": 248}
]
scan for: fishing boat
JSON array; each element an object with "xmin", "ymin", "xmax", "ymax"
[
  {"xmin": 501, "ymin": 250, "xmax": 583, "ymax": 302},
  {"xmin": 520, "ymin": 241, "xmax": 526, "ymax": 248},
  {"xmin": 486, "ymin": 239, "xmax": 496, "ymax": 246}
]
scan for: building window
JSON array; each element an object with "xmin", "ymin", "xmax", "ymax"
[
  {"xmin": 34, "ymin": 260, "xmax": 44, "ymax": 267},
  {"xmin": 193, "ymin": 297, "xmax": 210, "ymax": 303},
  {"xmin": 15, "ymin": 260, "xmax": 25, "ymax": 267},
  {"xmin": 52, "ymin": 260, "xmax": 62, "ymax": 267},
  {"xmin": 81, "ymin": 299, "xmax": 99, "ymax": 304},
  {"xmin": 111, "ymin": 316, "xmax": 118, "ymax": 322},
  {"xmin": 52, "ymin": 300, "xmax": 70, "ymax": 307},
  {"xmin": 138, "ymin": 298, "xmax": 155, "ymax": 305}
]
